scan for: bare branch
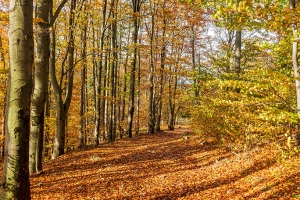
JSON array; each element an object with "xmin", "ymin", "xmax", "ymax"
[{"xmin": 50, "ymin": 0, "xmax": 68, "ymax": 27}]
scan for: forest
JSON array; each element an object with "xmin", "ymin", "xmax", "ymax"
[{"xmin": 1, "ymin": 0, "xmax": 300, "ymax": 199}]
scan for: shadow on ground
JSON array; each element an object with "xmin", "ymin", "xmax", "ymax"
[{"xmin": 30, "ymin": 127, "xmax": 300, "ymax": 199}]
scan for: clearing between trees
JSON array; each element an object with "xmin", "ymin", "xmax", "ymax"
[{"xmin": 23, "ymin": 127, "xmax": 300, "ymax": 199}]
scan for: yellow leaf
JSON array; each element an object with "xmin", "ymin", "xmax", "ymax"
[{"xmin": 33, "ymin": 17, "xmax": 48, "ymax": 24}]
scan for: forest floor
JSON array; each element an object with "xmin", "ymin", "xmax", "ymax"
[{"xmin": 22, "ymin": 127, "xmax": 300, "ymax": 199}]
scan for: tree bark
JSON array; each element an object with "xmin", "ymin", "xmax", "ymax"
[
  {"xmin": 289, "ymin": 0, "xmax": 300, "ymax": 112},
  {"xmin": 101, "ymin": 48, "xmax": 109, "ymax": 141},
  {"xmin": 167, "ymin": 39, "xmax": 181, "ymax": 131},
  {"xmin": 119, "ymin": 53, "xmax": 128, "ymax": 138},
  {"xmin": 2, "ymin": 0, "xmax": 33, "ymax": 198},
  {"xmin": 51, "ymin": 0, "xmax": 77, "ymax": 159},
  {"xmin": 109, "ymin": 0, "xmax": 118, "ymax": 142},
  {"xmin": 29, "ymin": 0, "xmax": 50, "ymax": 175},
  {"xmin": 135, "ymin": 39, "xmax": 141, "ymax": 135},
  {"xmin": 234, "ymin": 30, "xmax": 241, "ymax": 77},
  {"xmin": 148, "ymin": 3, "xmax": 155, "ymax": 134},
  {"xmin": 289, "ymin": 0, "xmax": 300, "ymax": 144},
  {"xmin": 234, "ymin": 0, "xmax": 242, "ymax": 91},
  {"xmin": 155, "ymin": 1, "xmax": 166, "ymax": 131},
  {"xmin": 44, "ymin": 81, "xmax": 51, "ymax": 157},
  {"xmin": 126, "ymin": 0, "xmax": 141, "ymax": 138},
  {"xmin": 191, "ymin": 25, "xmax": 200, "ymax": 101},
  {"xmin": 79, "ymin": 3, "xmax": 88, "ymax": 149},
  {"xmin": 0, "ymin": 36, "xmax": 7, "ymax": 158},
  {"xmin": 94, "ymin": 0, "xmax": 108, "ymax": 146}
]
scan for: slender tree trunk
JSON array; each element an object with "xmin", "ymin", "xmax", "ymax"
[
  {"xmin": 135, "ymin": 40, "xmax": 141, "ymax": 135},
  {"xmin": 109, "ymin": 0, "xmax": 118, "ymax": 142},
  {"xmin": 29, "ymin": 0, "xmax": 50, "ymax": 175},
  {"xmin": 167, "ymin": 43, "xmax": 174, "ymax": 131},
  {"xmin": 126, "ymin": 0, "xmax": 141, "ymax": 138},
  {"xmin": 92, "ymin": 22, "xmax": 99, "ymax": 146},
  {"xmin": 119, "ymin": 54, "xmax": 128, "ymax": 138},
  {"xmin": 168, "ymin": 81, "xmax": 175, "ymax": 131},
  {"xmin": 155, "ymin": 1, "xmax": 166, "ymax": 131},
  {"xmin": 168, "ymin": 75, "xmax": 177, "ymax": 130},
  {"xmin": 49, "ymin": 22, "xmax": 66, "ymax": 159},
  {"xmin": 191, "ymin": 25, "xmax": 199, "ymax": 101},
  {"xmin": 1, "ymin": 0, "xmax": 33, "ymax": 198},
  {"xmin": 234, "ymin": 0, "xmax": 242, "ymax": 94},
  {"xmin": 52, "ymin": 0, "xmax": 77, "ymax": 159},
  {"xmin": 167, "ymin": 43, "xmax": 181, "ymax": 131},
  {"xmin": 93, "ymin": 48, "xmax": 101, "ymax": 145},
  {"xmin": 148, "ymin": 6, "xmax": 155, "ymax": 134},
  {"xmin": 94, "ymin": 0, "xmax": 108, "ymax": 146},
  {"xmin": 79, "ymin": 4, "xmax": 88, "ymax": 148},
  {"xmin": 44, "ymin": 81, "xmax": 51, "ymax": 158},
  {"xmin": 234, "ymin": 30, "xmax": 241, "ymax": 77},
  {"xmin": 289, "ymin": 0, "xmax": 300, "ymax": 112},
  {"xmin": 103, "ymin": 51, "xmax": 109, "ymax": 141},
  {"xmin": 51, "ymin": 82, "xmax": 65, "ymax": 159},
  {"xmin": 119, "ymin": 26, "xmax": 130, "ymax": 138},
  {"xmin": 168, "ymin": 66, "xmax": 174, "ymax": 131},
  {"xmin": 289, "ymin": 0, "xmax": 300, "ymax": 144}
]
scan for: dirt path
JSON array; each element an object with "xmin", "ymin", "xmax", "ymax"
[{"xmin": 31, "ymin": 127, "xmax": 300, "ymax": 199}]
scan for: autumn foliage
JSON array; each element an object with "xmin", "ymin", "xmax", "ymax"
[{"xmin": 2, "ymin": 0, "xmax": 300, "ymax": 198}]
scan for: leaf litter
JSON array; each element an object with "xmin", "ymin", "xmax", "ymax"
[{"xmin": 7, "ymin": 127, "xmax": 300, "ymax": 199}]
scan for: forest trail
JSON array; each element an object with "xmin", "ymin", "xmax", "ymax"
[{"xmin": 30, "ymin": 127, "xmax": 300, "ymax": 199}]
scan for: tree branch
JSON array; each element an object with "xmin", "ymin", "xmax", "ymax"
[{"xmin": 50, "ymin": 0, "xmax": 68, "ymax": 27}]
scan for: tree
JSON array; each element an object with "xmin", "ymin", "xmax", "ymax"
[
  {"xmin": 30, "ymin": 0, "xmax": 67, "ymax": 167},
  {"xmin": 108, "ymin": 0, "xmax": 119, "ymax": 142},
  {"xmin": 93, "ymin": 0, "xmax": 111, "ymax": 145},
  {"xmin": 233, "ymin": 0, "xmax": 242, "ymax": 94},
  {"xmin": 155, "ymin": 0, "xmax": 167, "ymax": 131},
  {"xmin": 1, "ymin": 0, "xmax": 33, "ymax": 198},
  {"xmin": 126, "ymin": 0, "xmax": 142, "ymax": 138},
  {"xmin": 288, "ymin": 0, "xmax": 300, "ymax": 144},
  {"xmin": 0, "ymin": 35, "xmax": 7, "ymax": 158},
  {"xmin": 146, "ymin": 0, "xmax": 156, "ymax": 134},
  {"xmin": 79, "ymin": 0, "xmax": 89, "ymax": 148},
  {"xmin": 0, "ymin": 0, "xmax": 9, "ymax": 160},
  {"xmin": 289, "ymin": 0, "xmax": 300, "ymax": 113},
  {"xmin": 51, "ymin": 0, "xmax": 78, "ymax": 159},
  {"xmin": 92, "ymin": 0, "xmax": 105, "ymax": 146},
  {"xmin": 29, "ymin": 0, "xmax": 51, "ymax": 176}
]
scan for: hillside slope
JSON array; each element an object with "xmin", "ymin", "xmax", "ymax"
[{"xmin": 29, "ymin": 127, "xmax": 300, "ymax": 199}]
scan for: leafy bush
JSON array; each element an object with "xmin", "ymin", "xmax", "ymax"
[{"xmin": 191, "ymin": 67, "xmax": 298, "ymax": 150}]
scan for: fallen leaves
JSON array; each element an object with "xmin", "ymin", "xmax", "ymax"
[{"xmin": 15, "ymin": 127, "xmax": 300, "ymax": 199}]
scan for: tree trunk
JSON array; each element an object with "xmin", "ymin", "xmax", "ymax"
[
  {"xmin": 168, "ymin": 70, "xmax": 174, "ymax": 130},
  {"xmin": 1, "ymin": 0, "xmax": 33, "ymax": 198},
  {"xmin": 0, "ymin": 36, "xmax": 7, "ymax": 158},
  {"xmin": 101, "ymin": 49, "xmax": 109, "ymax": 141},
  {"xmin": 93, "ymin": 0, "xmax": 108, "ymax": 146},
  {"xmin": 119, "ymin": 53, "xmax": 128, "ymax": 138},
  {"xmin": 155, "ymin": 1, "xmax": 166, "ymax": 131},
  {"xmin": 29, "ymin": 0, "xmax": 50, "ymax": 175},
  {"xmin": 234, "ymin": 30, "xmax": 241, "ymax": 77},
  {"xmin": 79, "ymin": 3, "xmax": 88, "ymax": 149},
  {"xmin": 167, "ymin": 41, "xmax": 181, "ymax": 131},
  {"xmin": 51, "ymin": 0, "xmax": 77, "ymax": 159},
  {"xmin": 126, "ymin": 0, "xmax": 141, "ymax": 138},
  {"xmin": 290, "ymin": 0, "xmax": 300, "ymax": 112},
  {"xmin": 148, "ymin": 5, "xmax": 155, "ymax": 134},
  {"xmin": 44, "ymin": 81, "xmax": 51, "ymax": 158},
  {"xmin": 289, "ymin": 0, "xmax": 300, "ymax": 144},
  {"xmin": 191, "ymin": 25, "xmax": 199, "ymax": 101},
  {"xmin": 109, "ymin": 0, "xmax": 118, "ymax": 142},
  {"xmin": 135, "ymin": 40, "xmax": 141, "ymax": 135}
]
